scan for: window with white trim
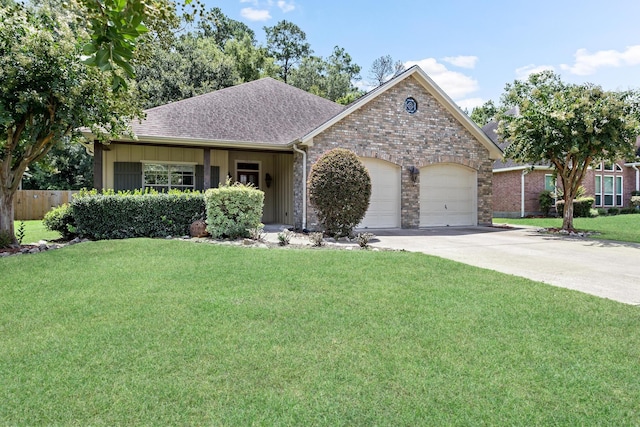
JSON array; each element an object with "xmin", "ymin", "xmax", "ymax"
[
  {"xmin": 544, "ymin": 174, "xmax": 556, "ymax": 192},
  {"xmin": 595, "ymin": 175, "xmax": 602, "ymax": 206},
  {"xmin": 616, "ymin": 176, "xmax": 623, "ymax": 206},
  {"xmin": 603, "ymin": 175, "xmax": 614, "ymax": 206},
  {"xmin": 143, "ymin": 163, "xmax": 195, "ymax": 191}
]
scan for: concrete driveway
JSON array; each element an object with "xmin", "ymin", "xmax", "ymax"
[{"xmin": 366, "ymin": 226, "xmax": 640, "ymax": 305}]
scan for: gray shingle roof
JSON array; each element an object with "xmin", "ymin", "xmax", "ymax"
[
  {"xmin": 482, "ymin": 120, "xmax": 518, "ymax": 169},
  {"xmin": 132, "ymin": 77, "xmax": 345, "ymax": 145}
]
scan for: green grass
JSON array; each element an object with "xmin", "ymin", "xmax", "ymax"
[
  {"xmin": 494, "ymin": 214, "xmax": 640, "ymax": 244},
  {"xmin": 1, "ymin": 239, "xmax": 639, "ymax": 425},
  {"xmin": 13, "ymin": 220, "xmax": 61, "ymax": 244}
]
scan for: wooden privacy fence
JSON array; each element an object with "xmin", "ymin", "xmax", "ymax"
[{"xmin": 14, "ymin": 190, "xmax": 77, "ymax": 220}]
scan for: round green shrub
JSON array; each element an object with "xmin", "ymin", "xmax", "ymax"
[
  {"xmin": 43, "ymin": 203, "xmax": 76, "ymax": 240},
  {"xmin": 308, "ymin": 148, "xmax": 371, "ymax": 237}
]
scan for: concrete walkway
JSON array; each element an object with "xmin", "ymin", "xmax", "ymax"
[{"xmin": 365, "ymin": 226, "xmax": 640, "ymax": 305}]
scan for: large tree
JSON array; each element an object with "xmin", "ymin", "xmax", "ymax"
[
  {"xmin": 497, "ymin": 71, "xmax": 640, "ymax": 230},
  {"xmin": 368, "ymin": 55, "xmax": 404, "ymax": 87},
  {"xmin": 21, "ymin": 138, "xmax": 93, "ymax": 190},
  {"xmin": 136, "ymin": 35, "xmax": 240, "ymax": 108},
  {"xmin": 470, "ymin": 100, "xmax": 498, "ymax": 126},
  {"xmin": 0, "ymin": 3, "xmax": 142, "ymax": 244},
  {"xmin": 288, "ymin": 46, "xmax": 363, "ymax": 103},
  {"xmin": 264, "ymin": 20, "xmax": 311, "ymax": 83}
]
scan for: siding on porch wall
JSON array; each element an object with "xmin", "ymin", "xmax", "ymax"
[{"xmin": 293, "ymin": 76, "xmax": 493, "ymax": 230}]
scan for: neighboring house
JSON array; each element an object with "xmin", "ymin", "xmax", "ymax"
[
  {"xmin": 83, "ymin": 65, "xmax": 502, "ymax": 230},
  {"xmin": 485, "ymin": 120, "xmax": 640, "ymax": 217}
]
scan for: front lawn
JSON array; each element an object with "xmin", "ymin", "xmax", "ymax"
[
  {"xmin": 494, "ymin": 214, "xmax": 640, "ymax": 244},
  {"xmin": 1, "ymin": 239, "xmax": 639, "ymax": 425}
]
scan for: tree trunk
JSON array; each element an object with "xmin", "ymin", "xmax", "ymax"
[
  {"xmin": 562, "ymin": 193, "xmax": 575, "ymax": 231},
  {"xmin": 0, "ymin": 187, "xmax": 17, "ymax": 246}
]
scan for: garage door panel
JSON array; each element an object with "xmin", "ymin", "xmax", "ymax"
[
  {"xmin": 359, "ymin": 158, "xmax": 401, "ymax": 228},
  {"xmin": 420, "ymin": 164, "xmax": 477, "ymax": 227}
]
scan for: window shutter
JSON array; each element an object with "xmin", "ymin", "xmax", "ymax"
[
  {"xmin": 196, "ymin": 166, "xmax": 220, "ymax": 191},
  {"xmin": 114, "ymin": 162, "xmax": 142, "ymax": 191}
]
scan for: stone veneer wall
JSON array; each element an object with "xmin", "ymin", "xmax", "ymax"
[{"xmin": 294, "ymin": 76, "xmax": 494, "ymax": 230}]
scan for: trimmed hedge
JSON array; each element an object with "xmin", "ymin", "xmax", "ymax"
[
  {"xmin": 555, "ymin": 197, "xmax": 595, "ymax": 218},
  {"xmin": 205, "ymin": 182, "xmax": 264, "ymax": 239},
  {"xmin": 71, "ymin": 190, "xmax": 205, "ymax": 240},
  {"xmin": 43, "ymin": 203, "xmax": 76, "ymax": 240}
]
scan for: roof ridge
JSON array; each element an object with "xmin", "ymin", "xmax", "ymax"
[{"xmin": 143, "ymin": 77, "xmax": 281, "ymax": 112}]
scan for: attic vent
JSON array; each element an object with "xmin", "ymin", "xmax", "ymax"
[{"xmin": 405, "ymin": 97, "xmax": 418, "ymax": 114}]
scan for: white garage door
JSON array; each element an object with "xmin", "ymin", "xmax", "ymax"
[
  {"xmin": 420, "ymin": 164, "xmax": 477, "ymax": 226},
  {"xmin": 358, "ymin": 158, "xmax": 401, "ymax": 228}
]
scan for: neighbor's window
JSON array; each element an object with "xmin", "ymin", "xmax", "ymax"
[
  {"xmin": 603, "ymin": 176, "xmax": 614, "ymax": 206},
  {"xmin": 143, "ymin": 163, "xmax": 195, "ymax": 191},
  {"xmin": 595, "ymin": 175, "xmax": 602, "ymax": 206},
  {"xmin": 544, "ymin": 174, "xmax": 556, "ymax": 192},
  {"xmin": 616, "ymin": 176, "xmax": 623, "ymax": 206}
]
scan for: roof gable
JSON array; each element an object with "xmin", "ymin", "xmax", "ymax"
[
  {"xmin": 131, "ymin": 78, "xmax": 345, "ymax": 145},
  {"xmin": 301, "ymin": 65, "xmax": 503, "ymax": 160}
]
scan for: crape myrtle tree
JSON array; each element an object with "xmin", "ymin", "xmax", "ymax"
[
  {"xmin": 497, "ymin": 71, "xmax": 640, "ymax": 231},
  {"xmin": 308, "ymin": 148, "xmax": 371, "ymax": 237},
  {"xmin": 0, "ymin": 3, "xmax": 143, "ymax": 244}
]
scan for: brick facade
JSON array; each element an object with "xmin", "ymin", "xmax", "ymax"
[
  {"xmin": 493, "ymin": 169, "xmax": 553, "ymax": 217},
  {"xmin": 493, "ymin": 160, "xmax": 640, "ymax": 217},
  {"xmin": 294, "ymin": 76, "xmax": 494, "ymax": 230}
]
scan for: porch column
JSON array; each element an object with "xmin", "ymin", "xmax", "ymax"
[
  {"xmin": 93, "ymin": 140, "xmax": 103, "ymax": 190},
  {"xmin": 203, "ymin": 148, "xmax": 211, "ymax": 189}
]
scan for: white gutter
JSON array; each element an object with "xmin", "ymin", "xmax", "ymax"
[
  {"xmin": 292, "ymin": 143, "xmax": 307, "ymax": 230},
  {"xmin": 632, "ymin": 164, "xmax": 639, "ymax": 192},
  {"xmin": 521, "ymin": 169, "xmax": 530, "ymax": 218}
]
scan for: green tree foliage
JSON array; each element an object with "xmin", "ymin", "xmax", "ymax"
[
  {"xmin": 0, "ymin": 3, "xmax": 142, "ymax": 243},
  {"xmin": 80, "ymin": 0, "xmax": 186, "ymax": 89},
  {"xmin": 136, "ymin": 8, "xmax": 275, "ymax": 108},
  {"xmin": 470, "ymin": 100, "xmax": 498, "ymax": 126},
  {"xmin": 497, "ymin": 71, "xmax": 640, "ymax": 230},
  {"xmin": 264, "ymin": 20, "xmax": 311, "ymax": 83},
  {"xmin": 308, "ymin": 148, "xmax": 371, "ymax": 237},
  {"xmin": 197, "ymin": 6, "xmax": 255, "ymax": 48},
  {"xmin": 289, "ymin": 46, "xmax": 363, "ymax": 103},
  {"xmin": 136, "ymin": 35, "xmax": 240, "ymax": 108},
  {"xmin": 21, "ymin": 138, "xmax": 93, "ymax": 190}
]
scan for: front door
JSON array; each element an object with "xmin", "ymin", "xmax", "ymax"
[{"xmin": 237, "ymin": 171, "xmax": 259, "ymax": 186}]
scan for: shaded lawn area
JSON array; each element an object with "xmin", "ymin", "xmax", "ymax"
[
  {"xmin": 494, "ymin": 214, "xmax": 640, "ymax": 244},
  {"xmin": 1, "ymin": 239, "xmax": 639, "ymax": 425}
]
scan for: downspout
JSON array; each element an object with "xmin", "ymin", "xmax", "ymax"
[
  {"xmin": 633, "ymin": 165, "xmax": 639, "ymax": 192},
  {"xmin": 521, "ymin": 169, "xmax": 530, "ymax": 218},
  {"xmin": 292, "ymin": 143, "xmax": 307, "ymax": 230}
]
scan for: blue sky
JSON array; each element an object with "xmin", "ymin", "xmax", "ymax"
[{"xmin": 203, "ymin": 0, "xmax": 640, "ymax": 110}]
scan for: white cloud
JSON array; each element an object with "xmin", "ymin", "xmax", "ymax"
[
  {"xmin": 277, "ymin": 0, "xmax": 295, "ymax": 12},
  {"xmin": 405, "ymin": 58, "xmax": 479, "ymax": 99},
  {"xmin": 515, "ymin": 64, "xmax": 556, "ymax": 80},
  {"xmin": 442, "ymin": 55, "xmax": 478, "ymax": 69},
  {"xmin": 240, "ymin": 7, "xmax": 272, "ymax": 21},
  {"xmin": 456, "ymin": 98, "xmax": 485, "ymax": 111},
  {"xmin": 560, "ymin": 45, "xmax": 640, "ymax": 75}
]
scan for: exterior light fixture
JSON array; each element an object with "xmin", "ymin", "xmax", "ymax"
[
  {"xmin": 265, "ymin": 173, "xmax": 273, "ymax": 188},
  {"xmin": 408, "ymin": 166, "xmax": 419, "ymax": 183}
]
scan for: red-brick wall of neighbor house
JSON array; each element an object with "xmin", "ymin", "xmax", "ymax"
[
  {"xmin": 293, "ymin": 75, "xmax": 494, "ymax": 230},
  {"xmin": 493, "ymin": 169, "xmax": 551, "ymax": 217}
]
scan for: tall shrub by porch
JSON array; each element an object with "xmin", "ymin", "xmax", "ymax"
[{"xmin": 205, "ymin": 182, "xmax": 264, "ymax": 239}]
